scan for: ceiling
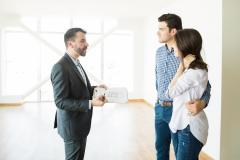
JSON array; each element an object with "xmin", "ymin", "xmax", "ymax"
[{"xmin": 0, "ymin": 0, "xmax": 176, "ymax": 17}]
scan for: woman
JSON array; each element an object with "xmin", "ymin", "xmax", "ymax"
[{"xmin": 166, "ymin": 29, "xmax": 209, "ymax": 160}]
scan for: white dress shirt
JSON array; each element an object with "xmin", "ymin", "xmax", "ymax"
[{"xmin": 166, "ymin": 68, "xmax": 209, "ymax": 145}]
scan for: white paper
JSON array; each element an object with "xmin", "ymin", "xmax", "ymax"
[{"xmin": 93, "ymin": 87, "xmax": 128, "ymax": 103}]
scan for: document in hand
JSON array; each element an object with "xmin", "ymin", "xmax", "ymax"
[{"xmin": 93, "ymin": 87, "xmax": 128, "ymax": 103}]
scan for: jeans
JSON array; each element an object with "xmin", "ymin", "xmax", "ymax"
[
  {"xmin": 172, "ymin": 125, "xmax": 203, "ymax": 160},
  {"xmin": 155, "ymin": 103, "xmax": 178, "ymax": 160}
]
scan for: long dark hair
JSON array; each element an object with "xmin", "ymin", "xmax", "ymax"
[{"xmin": 175, "ymin": 29, "xmax": 208, "ymax": 71}]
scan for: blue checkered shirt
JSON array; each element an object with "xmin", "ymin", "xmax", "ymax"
[{"xmin": 155, "ymin": 45, "xmax": 180, "ymax": 101}]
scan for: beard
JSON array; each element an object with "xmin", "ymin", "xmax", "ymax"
[
  {"xmin": 159, "ymin": 34, "xmax": 173, "ymax": 43},
  {"xmin": 159, "ymin": 37, "xmax": 168, "ymax": 43},
  {"xmin": 74, "ymin": 47, "xmax": 87, "ymax": 57}
]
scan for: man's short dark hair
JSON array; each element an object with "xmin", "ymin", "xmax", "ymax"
[
  {"xmin": 158, "ymin": 13, "xmax": 182, "ymax": 31},
  {"xmin": 64, "ymin": 28, "xmax": 87, "ymax": 48}
]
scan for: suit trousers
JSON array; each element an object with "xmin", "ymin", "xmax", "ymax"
[{"xmin": 64, "ymin": 138, "xmax": 87, "ymax": 160}]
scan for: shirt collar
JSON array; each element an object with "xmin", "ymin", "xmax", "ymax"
[
  {"xmin": 66, "ymin": 52, "xmax": 79, "ymax": 66},
  {"xmin": 165, "ymin": 44, "xmax": 174, "ymax": 54}
]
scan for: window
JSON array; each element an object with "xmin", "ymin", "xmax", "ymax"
[
  {"xmin": 103, "ymin": 33, "xmax": 134, "ymax": 91},
  {"xmin": 0, "ymin": 16, "xmax": 134, "ymax": 102},
  {"xmin": 1, "ymin": 32, "xmax": 39, "ymax": 96}
]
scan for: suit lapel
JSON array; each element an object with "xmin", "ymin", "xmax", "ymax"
[
  {"xmin": 64, "ymin": 53, "xmax": 88, "ymax": 87},
  {"xmin": 79, "ymin": 66, "xmax": 92, "ymax": 91}
]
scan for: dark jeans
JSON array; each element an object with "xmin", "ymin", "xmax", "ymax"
[
  {"xmin": 172, "ymin": 126, "xmax": 203, "ymax": 160},
  {"xmin": 155, "ymin": 103, "xmax": 178, "ymax": 160},
  {"xmin": 64, "ymin": 138, "xmax": 87, "ymax": 160}
]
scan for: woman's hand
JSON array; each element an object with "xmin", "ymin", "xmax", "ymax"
[{"xmin": 183, "ymin": 54, "xmax": 196, "ymax": 69}]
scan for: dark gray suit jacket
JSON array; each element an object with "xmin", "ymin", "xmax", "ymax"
[{"xmin": 51, "ymin": 53, "xmax": 95, "ymax": 141}]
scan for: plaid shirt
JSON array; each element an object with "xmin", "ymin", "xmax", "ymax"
[{"xmin": 155, "ymin": 45, "xmax": 180, "ymax": 101}]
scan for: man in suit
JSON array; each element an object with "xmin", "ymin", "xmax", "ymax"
[{"xmin": 51, "ymin": 28, "xmax": 106, "ymax": 160}]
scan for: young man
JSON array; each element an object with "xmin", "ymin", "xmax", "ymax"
[
  {"xmin": 51, "ymin": 28, "xmax": 106, "ymax": 160},
  {"xmin": 155, "ymin": 14, "xmax": 211, "ymax": 160}
]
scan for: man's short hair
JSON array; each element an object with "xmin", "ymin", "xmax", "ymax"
[
  {"xmin": 158, "ymin": 13, "xmax": 182, "ymax": 31},
  {"xmin": 64, "ymin": 28, "xmax": 87, "ymax": 48}
]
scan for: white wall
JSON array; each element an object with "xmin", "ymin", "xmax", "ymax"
[
  {"xmin": 221, "ymin": 0, "xmax": 240, "ymax": 159},
  {"xmin": 143, "ymin": 18, "xmax": 159, "ymax": 103},
  {"xmin": 143, "ymin": 0, "xmax": 222, "ymax": 159},
  {"xmin": 117, "ymin": 18, "xmax": 145, "ymax": 99}
]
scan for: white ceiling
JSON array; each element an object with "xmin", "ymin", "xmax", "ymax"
[{"xmin": 0, "ymin": 0, "xmax": 176, "ymax": 17}]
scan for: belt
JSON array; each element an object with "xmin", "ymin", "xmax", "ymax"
[{"xmin": 158, "ymin": 100, "xmax": 173, "ymax": 107}]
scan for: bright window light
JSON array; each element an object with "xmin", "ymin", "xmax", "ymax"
[{"xmin": 0, "ymin": 16, "xmax": 135, "ymax": 102}]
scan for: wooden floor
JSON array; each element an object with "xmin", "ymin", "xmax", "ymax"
[{"xmin": 0, "ymin": 102, "xmax": 212, "ymax": 160}]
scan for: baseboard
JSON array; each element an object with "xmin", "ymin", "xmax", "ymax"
[
  {"xmin": 0, "ymin": 102, "xmax": 25, "ymax": 107},
  {"xmin": 143, "ymin": 99, "xmax": 154, "ymax": 108},
  {"xmin": 128, "ymin": 99, "xmax": 145, "ymax": 103},
  {"xmin": 200, "ymin": 152, "xmax": 214, "ymax": 160},
  {"xmin": 128, "ymin": 98, "xmax": 153, "ymax": 107}
]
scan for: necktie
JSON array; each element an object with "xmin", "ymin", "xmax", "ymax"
[{"xmin": 76, "ymin": 60, "xmax": 87, "ymax": 86}]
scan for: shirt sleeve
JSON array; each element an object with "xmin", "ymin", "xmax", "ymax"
[
  {"xmin": 166, "ymin": 69, "xmax": 208, "ymax": 99},
  {"xmin": 200, "ymin": 81, "xmax": 211, "ymax": 107},
  {"xmin": 89, "ymin": 100, "xmax": 92, "ymax": 109}
]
